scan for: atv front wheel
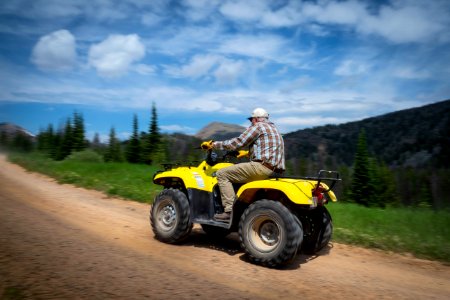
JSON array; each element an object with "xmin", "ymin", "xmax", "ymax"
[
  {"xmin": 150, "ymin": 188, "xmax": 192, "ymax": 243},
  {"xmin": 239, "ymin": 200, "xmax": 303, "ymax": 267}
]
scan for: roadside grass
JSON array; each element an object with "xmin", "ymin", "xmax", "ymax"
[
  {"xmin": 328, "ymin": 203, "xmax": 450, "ymax": 263},
  {"xmin": 1, "ymin": 286, "xmax": 26, "ymax": 300},
  {"xmin": 7, "ymin": 152, "xmax": 450, "ymax": 263},
  {"xmin": 8, "ymin": 152, "xmax": 162, "ymax": 203}
]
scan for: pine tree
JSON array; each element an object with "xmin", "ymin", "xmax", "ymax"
[
  {"xmin": 72, "ymin": 112, "xmax": 86, "ymax": 152},
  {"xmin": 149, "ymin": 138, "xmax": 167, "ymax": 164},
  {"xmin": 372, "ymin": 160, "xmax": 398, "ymax": 207},
  {"xmin": 418, "ymin": 180, "xmax": 433, "ymax": 208},
  {"xmin": 36, "ymin": 128, "xmax": 49, "ymax": 153},
  {"xmin": 104, "ymin": 127, "xmax": 123, "ymax": 162},
  {"xmin": 37, "ymin": 124, "xmax": 54, "ymax": 154},
  {"xmin": 92, "ymin": 133, "xmax": 100, "ymax": 146},
  {"xmin": 56, "ymin": 118, "xmax": 73, "ymax": 160},
  {"xmin": 367, "ymin": 157, "xmax": 382, "ymax": 207},
  {"xmin": 337, "ymin": 165, "xmax": 352, "ymax": 202},
  {"xmin": 143, "ymin": 102, "xmax": 162, "ymax": 164},
  {"xmin": 91, "ymin": 132, "xmax": 106, "ymax": 156},
  {"xmin": 350, "ymin": 129, "xmax": 372, "ymax": 206},
  {"xmin": 126, "ymin": 114, "xmax": 141, "ymax": 163},
  {"xmin": 149, "ymin": 102, "xmax": 160, "ymax": 146},
  {"xmin": 12, "ymin": 131, "xmax": 33, "ymax": 152},
  {"xmin": 91, "ymin": 132, "xmax": 101, "ymax": 151},
  {"xmin": 36, "ymin": 128, "xmax": 45, "ymax": 151}
]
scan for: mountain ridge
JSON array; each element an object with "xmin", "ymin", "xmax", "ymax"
[
  {"xmin": 0, "ymin": 122, "xmax": 35, "ymax": 138},
  {"xmin": 283, "ymin": 99, "xmax": 450, "ymax": 168},
  {"xmin": 195, "ymin": 121, "xmax": 246, "ymax": 141}
]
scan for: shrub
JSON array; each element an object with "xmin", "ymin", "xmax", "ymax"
[{"xmin": 65, "ymin": 149, "xmax": 104, "ymax": 163}]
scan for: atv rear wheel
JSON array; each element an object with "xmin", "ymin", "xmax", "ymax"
[
  {"xmin": 239, "ymin": 200, "xmax": 303, "ymax": 267},
  {"xmin": 301, "ymin": 206, "xmax": 333, "ymax": 254},
  {"xmin": 150, "ymin": 188, "xmax": 192, "ymax": 243}
]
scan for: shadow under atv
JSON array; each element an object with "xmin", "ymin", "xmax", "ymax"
[{"xmin": 166, "ymin": 227, "xmax": 333, "ymax": 270}]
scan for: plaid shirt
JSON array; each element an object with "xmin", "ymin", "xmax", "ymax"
[{"xmin": 213, "ymin": 120, "xmax": 285, "ymax": 170}]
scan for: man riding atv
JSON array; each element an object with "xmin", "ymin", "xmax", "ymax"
[
  {"xmin": 151, "ymin": 116, "xmax": 340, "ymax": 266},
  {"xmin": 201, "ymin": 108, "xmax": 285, "ymax": 221}
]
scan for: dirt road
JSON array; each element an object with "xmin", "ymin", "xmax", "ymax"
[{"xmin": 1, "ymin": 155, "xmax": 449, "ymax": 299}]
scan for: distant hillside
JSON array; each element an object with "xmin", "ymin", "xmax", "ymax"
[
  {"xmin": 284, "ymin": 99, "xmax": 450, "ymax": 168},
  {"xmin": 163, "ymin": 132, "xmax": 203, "ymax": 162},
  {"xmin": 0, "ymin": 122, "xmax": 35, "ymax": 138},
  {"xmin": 0, "ymin": 122, "xmax": 35, "ymax": 151},
  {"xmin": 195, "ymin": 122, "xmax": 245, "ymax": 140}
]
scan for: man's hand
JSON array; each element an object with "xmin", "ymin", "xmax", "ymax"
[
  {"xmin": 237, "ymin": 150, "xmax": 249, "ymax": 158},
  {"xmin": 201, "ymin": 140, "xmax": 214, "ymax": 150}
]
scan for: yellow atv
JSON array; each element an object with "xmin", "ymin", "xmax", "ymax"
[{"xmin": 150, "ymin": 149, "xmax": 340, "ymax": 267}]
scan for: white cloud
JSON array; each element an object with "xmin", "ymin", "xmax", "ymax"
[
  {"xmin": 0, "ymin": 0, "xmax": 131, "ymax": 22},
  {"xmin": 141, "ymin": 12, "xmax": 164, "ymax": 27},
  {"xmin": 219, "ymin": 0, "xmax": 267, "ymax": 23},
  {"xmin": 276, "ymin": 116, "xmax": 348, "ymax": 127},
  {"xmin": 219, "ymin": 0, "xmax": 302, "ymax": 28},
  {"xmin": 360, "ymin": 4, "xmax": 444, "ymax": 44},
  {"xmin": 160, "ymin": 124, "xmax": 195, "ymax": 134},
  {"xmin": 392, "ymin": 67, "xmax": 430, "ymax": 80},
  {"xmin": 183, "ymin": 0, "xmax": 221, "ymax": 21},
  {"xmin": 334, "ymin": 60, "xmax": 370, "ymax": 76},
  {"xmin": 148, "ymin": 24, "xmax": 222, "ymax": 56},
  {"xmin": 134, "ymin": 64, "xmax": 156, "ymax": 75},
  {"xmin": 31, "ymin": 29, "xmax": 77, "ymax": 71},
  {"xmin": 88, "ymin": 34, "xmax": 146, "ymax": 77},
  {"xmin": 302, "ymin": 0, "xmax": 365, "ymax": 26},
  {"xmin": 185, "ymin": 99, "xmax": 223, "ymax": 112},
  {"xmin": 260, "ymin": 2, "xmax": 302, "ymax": 28},
  {"xmin": 279, "ymin": 76, "xmax": 312, "ymax": 93},
  {"xmin": 301, "ymin": 0, "xmax": 449, "ymax": 44},
  {"xmin": 214, "ymin": 59, "xmax": 243, "ymax": 85},
  {"xmin": 216, "ymin": 0, "xmax": 450, "ymax": 45},
  {"xmin": 165, "ymin": 54, "xmax": 244, "ymax": 85},
  {"xmin": 0, "ymin": 0, "xmax": 82, "ymax": 19},
  {"xmin": 218, "ymin": 34, "xmax": 287, "ymax": 60},
  {"xmin": 166, "ymin": 54, "xmax": 220, "ymax": 78}
]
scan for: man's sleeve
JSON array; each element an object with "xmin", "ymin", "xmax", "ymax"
[{"xmin": 214, "ymin": 125, "xmax": 259, "ymax": 150}]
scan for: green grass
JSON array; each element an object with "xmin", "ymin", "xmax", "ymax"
[
  {"xmin": 7, "ymin": 152, "xmax": 450, "ymax": 263},
  {"xmin": 1, "ymin": 286, "xmax": 26, "ymax": 300},
  {"xmin": 328, "ymin": 202, "xmax": 450, "ymax": 263},
  {"xmin": 8, "ymin": 152, "xmax": 162, "ymax": 203}
]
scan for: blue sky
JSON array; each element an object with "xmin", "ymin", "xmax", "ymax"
[{"xmin": 1, "ymin": 0, "xmax": 449, "ymax": 142}]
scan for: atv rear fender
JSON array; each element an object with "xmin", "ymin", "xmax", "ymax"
[{"xmin": 236, "ymin": 178, "xmax": 337, "ymax": 206}]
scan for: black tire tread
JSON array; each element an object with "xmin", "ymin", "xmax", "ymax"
[
  {"xmin": 239, "ymin": 199, "xmax": 303, "ymax": 267},
  {"xmin": 150, "ymin": 188, "xmax": 192, "ymax": 244},
  {"xmin": 301, "ymin": 206, "xmax": 333, "ymax": 254}
]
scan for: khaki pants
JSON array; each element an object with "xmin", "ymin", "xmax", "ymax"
[{"xmin": 216, "ymin": 161, "xmax": 273, "ymax": 213}]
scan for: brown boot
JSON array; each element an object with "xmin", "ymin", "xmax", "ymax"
[{"xmin": 214, "ymin": 212, "xmax": 231, "ymax": 221}]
